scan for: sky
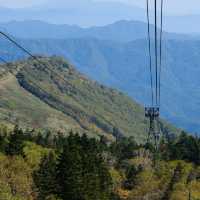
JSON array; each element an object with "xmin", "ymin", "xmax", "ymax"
[
  {"xmin": 0, "ymin": 0, "xmax": 47, "ymax": 8},
  {"xmin": 1, "ymin": 0, "xmax": 200, "ymax": 15},
  {"xmin": 97, "ymin": 0, "xmax": 200, "ymax": 15}
]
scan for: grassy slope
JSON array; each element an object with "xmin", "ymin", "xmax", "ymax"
[
  {"xmin": 0, "ymin": 72, "xmax": 81, "ymax": 133},
  {"xmin": 0, "ymin": 57, "xmax": 180, "ymax": 141}
]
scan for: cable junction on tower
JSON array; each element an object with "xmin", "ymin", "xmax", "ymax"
[{"xmin": 145, "ymin": 0, "xmax": 164, "ymax": 150}]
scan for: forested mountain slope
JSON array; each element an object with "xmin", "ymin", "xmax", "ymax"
[
  {"xmin": 1, "ymin": 37, "xmax": 200, "ymax": 132},
  {"xmin": 0, "ymin": 57, "xmax": 178, "ymax": 141}
]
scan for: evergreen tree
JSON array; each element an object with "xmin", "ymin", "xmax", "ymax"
[
  {"xmin": 34, "ymin": 152, "xmax": 57, "ymax": 200},
  {"xmin": 124, "ymin": 165, "xmax": 138, "ymax": 190},
  {"xmin": 96, "ymin": 155, "xmax": 112, "ymax": 200},
  {"xmin": 0, "ymin": 134, "xmax": 8, "ymax": 153},
  {"xmin": 36, "ymin": 132, "xmax": 45, "ymax": 146},
  {"xmin": 165, "ymin": 132, "xmax": 200, "ymax": 164},
  {"xmin": 0, "ymin": 126, "xmax": 9, "ymax": 153},
  {"xmin": 6, "ymin": 125, "xmax": 25, "ymax": 155},
  {"xmin": 110, "ymin": 137, "xmax": 138, "ymax": 161},
  {"xmin": 56, "ymin": 134, "xmax": 84, "ymax": 200},
  {"xmin": 56, "ymin": 133, "xmax": 112, "ymax": 200}
]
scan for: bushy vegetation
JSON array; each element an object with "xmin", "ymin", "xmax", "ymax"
[{"xmin": 0, "ymin": 124, "xmax": 200, "ymax": 200}]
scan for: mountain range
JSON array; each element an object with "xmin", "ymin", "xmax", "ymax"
[
  {"xmin": 1, "ymin": 4, "xmax": 200, "ymax": 33},
  {"xmin": 0, "ymin": 20, "xmax": 195, "ymax": 41},
  {"xmin": 1, "ymin": 20, "xmax": 200, "ymax": 133},
  {"xmin": 0, "ymin": 1, "xmax": 145, "ymax": 27}
]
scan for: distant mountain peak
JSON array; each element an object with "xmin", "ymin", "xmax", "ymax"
[{"xmin": 0, "ymin": 19, "xmax": 153, "ymax": 42}]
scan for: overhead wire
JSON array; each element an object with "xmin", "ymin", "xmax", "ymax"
[
  {"xmin": 145, "ymin": 0, "xmax": 165, "ymax": 149},
  {"xmin": 0, "ymin": 31, "xmax": 106, "ymax": 114},
  {"xmin": 146, "ymin": 0, "xmax": 164, "ymax": 108},
  {"xmin": 0, "ymin": 54, "xmax": 115, "ymax": 132},
  {"xmin": 0, "ymin": 5, "xmax": 164, "ymax": 109},
  {"xmin": 0, "ymin": 31, "xmax": 86, "ymax": 97},
  {"xmin": 0, "ymin": 56, "xmax": 67, "ymax": 109},
  {"xmin": 0, "ymin": 56, "xmax": 7, "ymax": 64},
  {"xmin": 0, "ymin": 31, "xmax": 38, "ymax": 61},
  {"xmin": 146, "ymin": 0, "xmax": 154, "ymax": 107},
  {"xmin": 154, "ymin": 0, "xmax": 158, "ymax": 106},
  {"xmin": 158, "ymin": 0, "xmax": 164, "ymax": 107},
  {"xmin": 0, "ymin": 31, "xmax": 62, "ymax": 75}
]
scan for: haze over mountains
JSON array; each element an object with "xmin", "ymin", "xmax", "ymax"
[
  {"xmin": 0, "ymin": 20, "xmax": 193, "ymax": 41},
  {"xmin": 1, "ymin": 1, "xmax": 200, "ymax": 33},
  {"xmin": 0, "ymin": 1, "xmax": 145, "ymax": 27},
  {"xmin": 1, "ymin": 20, "xmax": 200, "ymax": 133}
]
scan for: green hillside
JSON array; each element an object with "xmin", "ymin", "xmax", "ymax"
[
  {"xmin": 2, "ymin": 36, "xmax": 199, "ymax": 133},
  {"xmin": 0, "ymin": 56, "xmax": 179, "ymax": 141}
]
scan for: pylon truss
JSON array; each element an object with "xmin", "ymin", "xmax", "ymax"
[{"xmin": 145, "ymin": 107, "xmax": 161, "ymax": 148}]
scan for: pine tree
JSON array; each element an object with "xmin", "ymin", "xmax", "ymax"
[
  {"xmin": 0, "ymin": 134, "xmax": 8, "ymax": 153},
  {"xmin": 56, "ymin": 135, "xmax": 84, "ymax": 200},
  {"xmin": 97, "ymin": 155, "xmax": 112, "ymax": 200},
  {"xmin": 124, "ymin": 165, "xmax": 138, "ymax": 190},
  {"xmin": 34, "ymin": 152, "xmax": 57, "ymax": 200},
  {"xmin": 56, "ymin": 133, "xmax": 112, "ymax": 200},
  {"xmin": 36, "ymin": 132, "xmax": 45, "ymax": 146},
  {"xmin": 6, "ymin": 125, "xmax": 25, "ymax": 155},
  {"xmin": 81, "ymin": 134, "xmax": 112, "ymax": 200}
]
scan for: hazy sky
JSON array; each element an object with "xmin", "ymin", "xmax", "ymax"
[
  {"xmin": 1, "ymin": 0, "xmax": 200, "ymax": 15},
  {"xmin": 0, "ymin": 0, "xmax": 47, "ymax": 8},
  {"xmin": 97, "ymin": 0, "xmax": 200, "ymax": 15}
]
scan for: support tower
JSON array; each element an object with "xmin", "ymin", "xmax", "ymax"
[{"xmin": 145, "ymin": 107, "xmax": 160, "ymax": 149}]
